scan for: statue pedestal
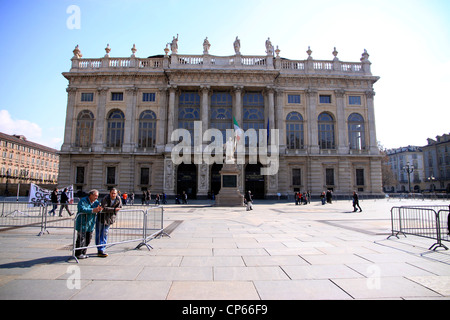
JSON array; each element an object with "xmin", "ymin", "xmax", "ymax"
[{"xmin": 215, "ymin": 164, "xmax": 244, "ymax": 207}]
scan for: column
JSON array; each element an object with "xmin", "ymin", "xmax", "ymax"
[
  {"xmin": 306, "ymin": 89, "xmax": 319, "ymax": 154},
  {"xmin": 275, "ymin": 89, "xmax": 285, "ymax": 150},
  {"xmin": 156, "ymin": 87, "xmax": 168, "ymax": 152},
  {"xmin": 366, "ymin": 90, "xmax": 379, "ymax": 154},
  {"xmin": 93, "ymin": 87, "xmax": 108, "ymax": 152},
  {"xmin": 123, "ymin": 87, "xmax": 137, "ymax": 153},
  {"xmin": 266, "ymin": 87, "xmax": 275, "ymax": 136},
  {"xmin": 61, "ymin": 87, "xmax": 77, "ymax": 152},
  {"xmin": 166, "ymin": 85, "xmax": 177, "ymax": 150},
  {"xmin": 335, "ymin": 89, "xmax": 348, "ymax": 154},
  {"xmin": 200, "ymin": 85, "xmax": 210, "ymax": 138},
  {"xmin": 233, "ymin": 86, "xmax": 243, "ymax": 127}
]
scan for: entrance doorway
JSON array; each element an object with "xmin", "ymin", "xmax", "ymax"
[
  {"xmin": 177, "ymin": 164, "xmax": 197, "ymax": 199},
  {"xmin": 245, "ymin": 163, "xmax": 265, "ymax": 199}
]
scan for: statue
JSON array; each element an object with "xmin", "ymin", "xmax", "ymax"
[
  {"xmin": 265, "ymin": 37, "xmax": 274, "ymax": 56},
  {"xmin": 233, "ymin": 36, "xmax": 241, "ymax": 55},
  {"xmin": 225, "ymin": 136, "xmax": 235, "ymax": 164},
  {"xmin": 170, "ymin": 34, "xmax": 179, "ymax": 54},
  {"xmin": 203, "ymin": 37, "xmax": 211, "ymax": 54}
]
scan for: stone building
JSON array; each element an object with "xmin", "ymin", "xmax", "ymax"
[
  {"xmin": 422, "ymin": 133, "xmax": 450, "ymax": 192},
  {"xmin": 0, "ymin": 132, "xmax": 59, "ymax": 196},
  {"xmin": 59, "ymin": 37, "xmax": 382, "ymax": 199}
]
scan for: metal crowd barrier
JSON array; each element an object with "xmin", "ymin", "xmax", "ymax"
[
  {"xmin": 388, "ymin": 205, "xmax": 450, "ymax": 251},
  {"xmin": 71, "ymin": 206, "xmax": 166, "ymax": 263},
  {"xmin": 0, "ymin": 202, "xmax": 47, "ymax": 232}
]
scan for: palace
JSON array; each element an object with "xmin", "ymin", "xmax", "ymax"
[{"xmin": 59, "ymin": 37, "xmax": 382, "ymax": 199}]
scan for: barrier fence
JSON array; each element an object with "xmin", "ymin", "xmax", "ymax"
[
  {"xmin": 388, "ymin": 205, "xmax": 450, "ymax": 251},
  {"xmin": 0, "ymin": 202, "xmax": 167, "ymax": 262}
]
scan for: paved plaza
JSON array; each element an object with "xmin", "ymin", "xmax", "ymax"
[{"xmin": 0, "ymin": 198, "xmax": 449, "ymax": 300}]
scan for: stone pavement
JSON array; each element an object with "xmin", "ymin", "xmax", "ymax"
[{"xmin": 0, "ymin": 198, "xmax": 449, "ymax": 300}]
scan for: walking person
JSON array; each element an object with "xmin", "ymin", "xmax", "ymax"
[
  {"xmin": 96, "ymin": 188, "xmax": 122, "ymax": 258},
  {"xmin": 74, "ymin": 190, "xmax": 103, "ymax": 259},
  {"xmin": 245, "ymin": 190, "xmax": 253, "ymax": 211},
  {"xmin": 352, "ymin": 191, "xmax": 362, "ymax": 212},
  {"xmin": 48, "ymin": 188, "xmax": 59, "ymax": 215},
  {"xmin": 59, "ymin": 187, "xmax": 73, "ymax": 216}
]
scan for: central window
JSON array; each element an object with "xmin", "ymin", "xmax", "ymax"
[
  {"xmin": 243, "ymin": 93, "xmax": 264, "ymax": 145},
  {"xmin": 210, "ymin": 92, "xmax": 232, "ymax": 143},
  {"xmin": 318, "ymin": 112, "xmax": 335, "ymax": 150},
  {"xmin": 178, "ymin": 92, "xmax": 200, "ymax": 144}
]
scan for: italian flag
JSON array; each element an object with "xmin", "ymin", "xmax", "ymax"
[{"xmin": 233, "ymin": 117, "xmax": 244, "ymax": 143}]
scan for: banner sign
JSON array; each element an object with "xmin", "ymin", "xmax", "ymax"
[{"xmin": 28, "ymin": 183, "xmax": 74, "ymax": 206}]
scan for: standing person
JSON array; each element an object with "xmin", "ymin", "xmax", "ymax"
[
  {"xmin": 352, "ymin": 191, "xmax": 362, "ymax": 212},
  {"xmin": 326, "ymin": 190, "xmax": 333, "ymax": 204},
  {"xmin": 182, "ymin": 191, "xmax": 188, "ymax": 204},
  {"xmin": 320, "ymin": 191, "xmax": 326, "ymax": 205},
  {"xmin": 129, "ymin": 192, "xmax": 135, "ymax": 205},
  {"xmin": 155, "ymin": 193, "xmax": 160, "ymax": 205},
  {"xmin": 48, "ymin": 188, "xmax": 59, "ymax": 216},
  {"xmin": 74, "ymin": 190, "xmax": 102, "ymax": 259},
  {"xmin": 96, "ymin": 188, "xmax": 122, "ymax": 258},
  {"xmin": 59, "ymin": 187, "xmax": 73, "ymax": 216},
  {"xmin": 245, "ymin": 190, "xmax": 253, "ymax": 211}
]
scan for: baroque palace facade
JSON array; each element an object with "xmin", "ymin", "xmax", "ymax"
[{"xmin": 59, "ymin": 37, "xmax": 382, "ymax": 199}]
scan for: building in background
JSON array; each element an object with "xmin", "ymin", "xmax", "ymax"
[
  {"xmin": 59, "ymin": 38, "xmax": 382, "ymax": 199},
  {"xmin": 422, "ymin": 133, "xmax": 450, "ymax": 193},
  {"xmin": 0, "ymin": 132, "xmax": 59, "ymax": 196}
]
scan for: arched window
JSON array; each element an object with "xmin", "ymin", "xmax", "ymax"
[
  {"xmin": 286, "ymin": 112, "xmax": 304, "ymax": 150},
  {"xmin": 106, "ymin": 110, "xmax": 125, "ymax": 148},
  {"xmin": 138, "ymin": 110, "xmax": 157, "ymax": 148},
  {"xmin": 178, "ymin": 92, "xmax": 200, "ymax": 144},
  {"xmin": 318, "ymin": 112, "xmax": 335, "ymax": 150},
  {"xmin": 243, "ymin": 93, "xmax": 264, "ymax": 145},
  {"xmin": 75, "ymin": 110, "xmax": 94, "ymax": 147},
  {"xmin": 348, "ymin": 113, "xmax": 366, "ymax": 150},
  {"xmin": 211, "ymin": 92, "xmax": 232, "ymax": 143}
]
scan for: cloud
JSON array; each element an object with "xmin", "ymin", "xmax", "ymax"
[{"xmin": 0, "ymin": 109, "xmax": 43, "ymax": 143}]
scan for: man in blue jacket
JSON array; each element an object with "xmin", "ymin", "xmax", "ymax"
[{"xmin": 74, "ymin": 189, "xmax": 103, "ymax": 259}]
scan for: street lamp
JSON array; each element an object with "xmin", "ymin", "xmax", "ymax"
[{"xmin": 403, "ymin": 162, "xmax": 414, "ymax": 193}]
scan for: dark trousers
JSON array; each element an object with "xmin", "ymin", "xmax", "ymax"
[
  {"xmin": 353, "ymin": 201, "xmax": 362, "ymax": 212},
  {"xmin": 75, "ymin": 231, "xmax": 93, "ymax": 256}
]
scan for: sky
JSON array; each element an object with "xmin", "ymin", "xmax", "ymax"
[{"xmin": 0, "ymin": 0, "xmax": 449, "ymax": 150}]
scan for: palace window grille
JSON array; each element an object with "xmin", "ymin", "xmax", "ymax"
[
  {"xmin": 138, "ymin": 110, "xmax": 157, "ymax": 148},
  {"xmin": 75, "ymin": 110, "xmax": 94, "ymax": 147},
  {"xmin": 106, "ymin": 110, "xmax": 125, "ymax": 148},
  {"xmin": 318, "ymin": 112, "xmax": 335, "ymax": 150},
  {"xmin": 348, "ymin": 113, "xmax": 366, "ymax": 150},
  {"xmin": 286, "ymin": 112, "xmax": 304, "ymax": 150}
]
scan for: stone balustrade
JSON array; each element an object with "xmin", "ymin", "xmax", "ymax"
[{"xmin": 70, "ymin": 50, "xmax": 371, "ymax": 75}]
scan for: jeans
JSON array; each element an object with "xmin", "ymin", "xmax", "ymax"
[{"xmin": 95, "ymin": 221, "xmax": 110, "ymax": 253}]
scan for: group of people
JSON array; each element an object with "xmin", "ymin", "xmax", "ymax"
[
  {"xmin": 74, "ymin": 188, "xmax": 122, "ymax": 260},
  {"xmin": 294, "ymin": 191, "xmax": 311, "ymax": 205},
  {"xmin": 141, "ymin": 190, "xmax": 167, "ymax": 205},
  {"xmin": 47, "ymin": 188, "xmax": 73, "ymax": 217}
]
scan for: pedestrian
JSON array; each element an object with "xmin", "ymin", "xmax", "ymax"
[
  {"xmin": 48, "ymin": 188, "xmax": 59, "ymax": 215},
  {"xmin": 129, "ymin": 192, "xmax": 135, "ymax": 205},
  {"xmin": 74, "ymin": 189, "xmax": 103, "ymax": 259},
  {"xmin": 326, "ymin": 190, "xmax": 333, "ymax": 204},
  {"xmin": 58, "ymin": 187, "xmax": 73, "ymax": 216},
  {"xmin": 96, "ymin": 188, "xmax": 122, "ymax": 258},
  {"xmin": 145, "ymin": 190, "xmax": 151, "ymax": 205},
  {"xmin": 245, "ymin": 190, "xmax": 253, "ymax": 211},
  {"xmin": 295, "ymin": 192, "xmax": 299, "ymax": 205},
  {"xmin": 320, "ymin": 191, "xmax": 326, "ymax": 205},
  {"xmin": 182, "ymin": 191, "xmax": 188, "ymax": 204},
  {"xmin": 352, "ymin": 191, "xmax": 362, "ymax": 212},
  {"xmin": 162, "ymin": 193, "xmax": 167, "ymax": 204},
  {"xmin": 155, "ymin": 193, "xmax": 160, "ymax": 205}
]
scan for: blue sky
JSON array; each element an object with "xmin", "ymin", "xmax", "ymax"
[{"xmin": 0, "ymin": 0, "xmax": 449, "ymax": 150}]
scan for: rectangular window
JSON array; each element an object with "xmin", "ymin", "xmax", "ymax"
[
  {"xmin": 288, "ymin": 94, "xmax": 301, "ymax": 104},
  {"xmin": 292, "ymin": 169, "xmax": 301, "ymax": 186},
  {"xmin": 349, "ymin": 96, "xmax": 361, "ymax": 105},
  {"xmin": 356, "ymin": 169, "xmax": 365, "ymax": 186},
  {"xmin": 142, "ymin": 93, "xmax": 156, "ymax": 102},
  {"xmin": 81, "ymin": 93, "xmax": 94, "ymax": 102},
  {"xmin": 140, "ymin": 168, "xmax": 150, "ymax": 185},
  {"xmin": 106, "ymin": 167, "xmax": 116, "ymax": 185},
  {"xmin": 326, "ymin": 168, "xmax": 335, "ymax": 186},
  {"xmin": 111, "ymin": 92, "xmax": 124, "ymax": 101},
  {"xmin": 319, "ymin": 95, "xmax": 332, "ymax": 104},
  {"xmin": 76, "ymin": 167, "xmax": 85, "ymax": 184}
]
